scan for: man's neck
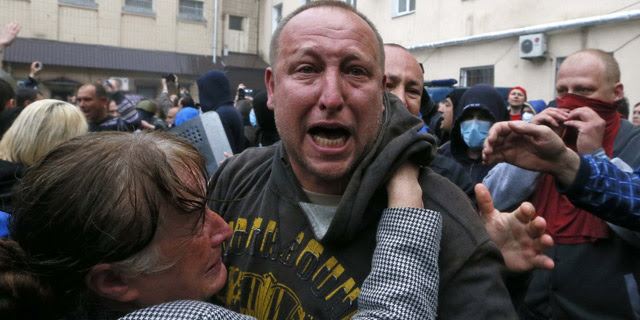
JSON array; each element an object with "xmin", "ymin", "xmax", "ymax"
[{"xmin": 290, "ymin": 162, "xmax": 350, "ymax": 195}]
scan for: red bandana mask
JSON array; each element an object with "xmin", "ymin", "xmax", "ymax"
[{"xmin": 555, "ymin": 94, "xmax": 620, "ymax": 157}]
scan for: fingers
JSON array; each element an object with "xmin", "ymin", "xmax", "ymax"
[
  {"xmin": 475, "ymin": 183, "xmax": 495, "ymax": 216},
  {"xmin": 531, "ymin": 108, "xmax": 569, "ymax": 134},
  {"xmin": 531, "ymin": 252, "xmax": 555, "ymax": 270},
  {"xmin": 513, "ymin": 201, "xmax": 535, "ymax": 223},
  {"xmin": 223, "ymin": 151, "xmax": 232, "ymax": 159},
  {"xmin": 563, "ymin": 107, "xmax": 605, "ymax": 132}
]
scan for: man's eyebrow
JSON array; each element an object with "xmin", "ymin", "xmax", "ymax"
[
  {"xmin": 407, "ymin": 79, "xmax": 422, "ymax": 87},
  {"xmin": 386, "ymin": 74, "xmax": 400, "ymax": 83}
]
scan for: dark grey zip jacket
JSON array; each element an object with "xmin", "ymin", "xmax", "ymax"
[{"xmin": 210, "ymin": 93, "xmax": 516, "ymax": 319}]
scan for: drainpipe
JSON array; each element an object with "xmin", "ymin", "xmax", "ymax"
[
  {"xmin": 407, "ymin": 10, "xmax": 640, "ymax": 51},
  {"xmin": 213, "ymin": 0, "xmax": 219, "ymax": 64}
]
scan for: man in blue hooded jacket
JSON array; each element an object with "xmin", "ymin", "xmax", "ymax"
[{"xmin": 197, "ymin": 70, "xmax": 245, "ymax": 154}]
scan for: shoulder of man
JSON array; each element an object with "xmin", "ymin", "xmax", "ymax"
[
  {"xmin": 211, "ymin": 145, "xmax": 277, "ymax": 200},
  {"xmin": 614, "ymin": 118, "xmax": 640, "ymax": 167},
  {"xmin": 419, "ymin": 167, "xmax": 515, "ymax": 318}
]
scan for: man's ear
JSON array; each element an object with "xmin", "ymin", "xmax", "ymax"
[
  {"xmin": 265, "ymin": 67, "xmax": 275, "ymax": 111},
  {"xmin": 85, "ymin": 264, "xmax": 139, "ymax": 303},
  {"xmin": 99, "ymin": 96, "xmax": 108, "ymax": 108},
  {"xmin": 613, "ymin": 82, "xmax": 624, "ymax": 102},
  {"xmin": 4, "ymin": 98, "xmax": 14, "ymax": 110}
]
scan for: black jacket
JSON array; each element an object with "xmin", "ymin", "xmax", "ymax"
[
  {"xmin": 439, "ymin": 84, "xmax": 508, "ymax": 184},
  {"xmin": 197, "ymin": 70, "xmax": 245, "ymax": 153},
  {"xmin": 211, "ymin": 92, "xmax": 515, "ymax": 319}
]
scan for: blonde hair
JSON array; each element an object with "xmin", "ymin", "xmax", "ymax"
[{"xmin": 0, "ymin": 99, "xmax": 88, "ymax": 166}]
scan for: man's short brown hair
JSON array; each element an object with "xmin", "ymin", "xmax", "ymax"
[
  {"xmin": 569, "ymin": 49, "xmax": 621, "ymax": 86},
  {"xmin": 269, "ymin": 0, "xmax": 385, "ymax": 73}
]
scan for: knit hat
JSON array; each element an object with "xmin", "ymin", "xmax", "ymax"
[
  {"xmin": 508, "ymin": 86, "xmax": 527, "ymax": 101},
  {"xmin": 174, "ymin": 107, "xmax": 199, "ymax": 126}
]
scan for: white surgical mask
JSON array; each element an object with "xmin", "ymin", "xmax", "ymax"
[{"xmin": 522, "ymin": 112, "xmax": 534, "ymax": 122}]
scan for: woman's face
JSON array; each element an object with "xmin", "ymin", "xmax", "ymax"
[
  {"xmin": 123, "ymin": 170, "xmax": 232, "ymax": 307},
  {"xmin": 125, "ymin": 207, "xmax": 232, "ymax": 307},
  {"xmin": 507, "ymin": 89, "xmax": 525, "ymax": 107}
]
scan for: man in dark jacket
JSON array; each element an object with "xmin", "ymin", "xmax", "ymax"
[
  {"xmin": 210, "ymin": 2, "xmax": 529, "ymax": 319},
  {"xmin": 77, "ymin": 83, "xmax": 137, "ymax": 132},
  {"xmin": 197, "ymin": 70, "xmax": 245, "ymax": 154},
  {"xmin": 439, "ymin": 84, "xmax": 508, "ymax": 184}
]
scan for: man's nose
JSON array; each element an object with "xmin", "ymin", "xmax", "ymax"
[
  {"xmin": 207, "ymin": 209, "xmax": 232, "ymax": 248},
  {"xmin": 392, "ymin": 88, "xmax": 407, "ymax": 107},
  {"xmin": 318, "ymin": 69, "xmax": 344, "ymax": 112}
]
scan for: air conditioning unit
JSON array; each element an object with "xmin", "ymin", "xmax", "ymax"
[{"xmin": 519, "ymin": 33, "xmax": 547, "ymax": 59}]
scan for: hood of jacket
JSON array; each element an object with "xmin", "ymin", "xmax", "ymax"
[
  {"xmin": 197, "ymin": 70, "xmax": 234, "ymax": 113},
  {"xmin": 270, "ymin": 92, "xmax": 437, "ymax": 244},
  {"xmin": 450, "ymin": 84, "xmax": 507, "ymax": 157}
]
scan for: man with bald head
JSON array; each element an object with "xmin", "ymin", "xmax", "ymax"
[
  {"xmin": 383, "ymin": 43, "xmax": 556, "ymax": 277},
  {"xmin": 211, "ymin": 1, "xmax": 517, "ymax": 318},
  {"xmin": 485, "ymin": 49, "xmax": 640, "ymax": 319}
]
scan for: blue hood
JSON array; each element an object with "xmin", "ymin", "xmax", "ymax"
[{"xmin": 197, "ymin": 70, "xmax": 234, "ymax": 113}]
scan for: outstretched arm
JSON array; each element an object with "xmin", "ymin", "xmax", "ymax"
[
  {"xmin": 354, "ymin": 163, "xmax": 441, "ymax": 320},
  {"xmin": 0, "ymin": 22, "xmax": 20, "ymax": 69},
  {"xmin": 482, "ymin": 120, "xmax": 580, "ymax": 187}
]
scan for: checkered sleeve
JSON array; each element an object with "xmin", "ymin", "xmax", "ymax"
[
  {"xmin": 117, "ymin": 300, "xmax": 256, "ymax": 320},
  {"xmin": 561, "ymin": 155, "xmax": 640, "ymax": 231},
  {"xmin": 353, "ymin": 207, "xmax": 442, "ymax": 320}
]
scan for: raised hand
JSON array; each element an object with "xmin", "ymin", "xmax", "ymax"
[{"xmin": 476, "ymin": 183, "xmax": 554, "ymax": 272}]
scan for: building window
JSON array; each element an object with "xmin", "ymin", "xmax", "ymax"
[
  {"xmin": 229, "ymin": 15, "xmax": 243, "ymax": 31},
  {"xmin": 272, "ymin": 4, "xmax": 282, "ymax": 34},
  {"xmin": 59, "ymin": 0, "xmax": 97, "ymax": 7},
  {"xmin": 123, "ymin": 0, "xmax": 154, "ymax": 15},
  {"xmin": 179, "ymin": 0, "xmax": 205, "ymax": 22},
  {"xmin": 393, "ymin": 0, "xmax": 415, "ymax": 17},
  {"xmin": 460, "ymin": 66, "xmax": 494, "ymax": 87}
]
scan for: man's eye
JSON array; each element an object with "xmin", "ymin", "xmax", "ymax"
[
  {"xmin": 385, "ymin": 83, "xmax": 395, "ymax": 89},
  {"xmin": 298, "ymin": 66, "xmax": 314, "ymax": 74},
  {"xmin": 348, "ymin": 67, "xmax": 367, "ymax": 76}
]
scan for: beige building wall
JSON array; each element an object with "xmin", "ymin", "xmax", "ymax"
[
  {"xmin": 255, "ymin": 0, "xmax": 640, "ymax": 108},
  {"xmin": 222, "ymin": 0, "xmax": 259, "ymax": 54},
  {"xmin": 0, "ymin": 0, "xmax": 217, "ymax": 56}
]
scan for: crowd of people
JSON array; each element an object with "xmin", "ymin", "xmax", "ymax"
[{"xmin": 0, "ymin": 1, "xmax": 640, "ymax": 319}]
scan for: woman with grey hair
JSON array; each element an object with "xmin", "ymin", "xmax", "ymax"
[{"xmin": 0, "ymin": 131, "xmax": 441, "ymax": 320}]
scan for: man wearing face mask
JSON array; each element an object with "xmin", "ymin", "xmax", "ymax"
[
  {"xmin": 438, "ymin": 84, "xmax": 508, "ymax": 184},
  {"xmin": 483, "ymin": 49, "xmax": 640, "ymax": 319}
]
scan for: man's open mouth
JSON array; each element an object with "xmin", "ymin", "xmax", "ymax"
[{"xmin": 309, "ymin": 126, "xmax": 350, "ymax": 148}]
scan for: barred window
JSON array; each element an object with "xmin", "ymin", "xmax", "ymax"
[
  {"xmin": 229, "ymin": 16, "xmax": 243, "ymax": 31},
  {"xmin": 124, "ymin": 0, "xmax": 153, "ymax": 14},
  {"xmin": 59, "ymin": 0, "xmax": 97, "ymax": 7},
  {"xmin": 179, "ymin": 0, "xmax": 205, "ymax": 22},
  {"xmin": 460, "ymin": 66, "xmax": 494, "ymax": 87}
]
